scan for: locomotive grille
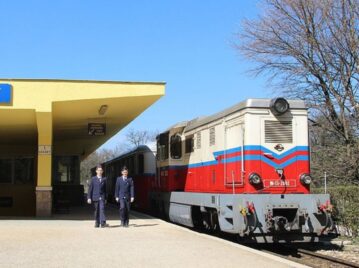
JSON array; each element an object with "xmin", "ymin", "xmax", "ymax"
[
  {"xmin": 265, "ymin": 120, "xmax": 293, "ymax": 143},
  {"xmin": 196, "ymin": 132, "xmax": 202, "ymax": 149},
  {"xmin": 209, "ymin": 127, "xmax": 215, "ymax": 146}
]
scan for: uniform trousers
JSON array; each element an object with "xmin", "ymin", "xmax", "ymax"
[
  {"xmin": 119, "ymin": 198, "xmax": 131, "ymax": 225},
  {"xmin": 93, "ymin": 199, "xmax": 106, "ymax": 225}
]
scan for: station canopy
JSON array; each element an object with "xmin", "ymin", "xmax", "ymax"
[{"xmin": 0, "ymin": 79, "xmax": 165, "ymax": 158}]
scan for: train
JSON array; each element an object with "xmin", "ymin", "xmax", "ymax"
[{"xmin": 95, "ymin": 98, "xmax": 336, "ymax": 243}]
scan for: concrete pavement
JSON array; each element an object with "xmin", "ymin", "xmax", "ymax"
[{"xmin": 0, "ymin": 206, "xmax": 309, "ymax": 268}]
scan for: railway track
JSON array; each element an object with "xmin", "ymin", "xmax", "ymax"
[
  {"xmin": 255, "ymin": 244, "xmax": 359, "ymax": 268},
  {"xmin": 172, "ymin": 221, "xmax": 359, "ymax": 268},
  {"xmin": 295, "ymin": 248, "xmax": 359, "ymax": 268},
  {"xmin": 193, "ymin": 227, "xmax": 359, "ymax": 267}
]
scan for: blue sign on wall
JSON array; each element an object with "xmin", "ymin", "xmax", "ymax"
[{"xmin": 0, "ymin": 84, "xmax": 12, "ymax": 104}]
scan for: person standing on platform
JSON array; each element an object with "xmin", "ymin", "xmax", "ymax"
[
  {"xmin": 115, "ymin": 166, "xmax": 134, "ymax": 227},
  {"xmin": 87, "ymin": 164, "xmax": 107, "ymax": 228}
]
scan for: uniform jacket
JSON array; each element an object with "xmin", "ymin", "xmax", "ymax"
[
  {"xmin": 88, "ymin": 176, "xmax": 107, "ymax": 201},
  {"xmin": 115, "ymin": 176, "xmax": 134, "ymax": 200}
]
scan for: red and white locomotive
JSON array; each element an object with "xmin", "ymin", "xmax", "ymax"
[{"xmin": 100, "ymin": 98, "xmax": 336, "ymax": 243}]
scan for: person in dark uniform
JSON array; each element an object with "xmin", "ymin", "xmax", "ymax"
[
  {"xmin": 115, "ymin": 166, "xmax": 134, "ymax": 227},
  {"xmin": 87, "ymin": 164, "xmax": 107, "ymax": 228}
]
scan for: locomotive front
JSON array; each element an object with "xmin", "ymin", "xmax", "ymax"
[{"xmin": 229, "ymin": 98, "xmax": 336, "ymax": 242}]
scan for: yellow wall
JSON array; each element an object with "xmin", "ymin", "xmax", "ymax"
[
  {"xmin": 36, "ymin": 112, "xmax": 52, "ymax": 187},
  {"xmin": 0, "ymin": 185, "xmax": 36, "ymax": 216},
  {"xmin": 0, "ymin": 145, "xmax": 37, "ymax": 156}
]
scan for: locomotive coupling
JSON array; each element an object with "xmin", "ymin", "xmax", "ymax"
[
  {"xmin": 265, "ymin": 204, "xmax": 301, "ymax": 233},
  {"xmin": 274, "ymin": 216, "xmax": 290, "ymax": 231},
  {"xmin": 266, "ymin": 214, "xmax": 294, "ymax": 232},
  {"xmin": 265, "ymin": 211, "xmax": 286, "ymax": 232}
]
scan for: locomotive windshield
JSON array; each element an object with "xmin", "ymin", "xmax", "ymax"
[
  {"xmin": 157, "ymin": 132, "xmax": 169, "ymax": 161},
  {"xmin": 170, "ymin": 134, "xmax": 182, "ymax": 159}
]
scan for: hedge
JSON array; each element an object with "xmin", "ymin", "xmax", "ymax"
[{"xmin": 312, "ymin": 186, "xmax": 359, "ymax": 238}]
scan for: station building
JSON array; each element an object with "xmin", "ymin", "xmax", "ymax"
[{"xmin": 0, "ymin": 79, "xmax": 165, "ymax": 217}]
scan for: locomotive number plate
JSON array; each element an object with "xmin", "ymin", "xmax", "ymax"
[{"xmin": 264, "ymin": 180, "xmax": 296, "ymax": 187}]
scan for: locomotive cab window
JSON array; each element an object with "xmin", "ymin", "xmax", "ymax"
[
  {"xmin": 185, "ymin": 135, "xmax": 194, "ymax": 153},
  {"xmin": 157, "ymin": 132, "xmax": 169, "ymax": 161},
  {"xmin": 170, "ymin": 134, "xmax": 182, "ymax": 159}
]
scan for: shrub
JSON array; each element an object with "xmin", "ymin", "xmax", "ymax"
[{"xmin": 312, "ymin": 186, "xmax": 359, "ymax": 238}]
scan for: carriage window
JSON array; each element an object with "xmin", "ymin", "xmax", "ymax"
[
  {"xmin": 185, "ymin": 136, "xmax": 194, "ymax": 153},
  {"xmin": 129, "ymin": 156, "xmax": 135, "ymax": 174},
  {"xmin": 105, "ymin": 165, "xmax": 115, "ymax": 181},
  {"xmin": 209, "ymin": 127, "xmax": 215, "ymax": 146},
  {"xmin": 156, "ymin": 143, "xmax": 160, "ymax": 160},
  {"xmin": 138, "ymin": 154, "xmax": 144, "ymax": 174},
  {"xmin": 120, "ymin": 161, "xmax": 125, "ymax": 171},
  {"xmin": 196, "ymin": 132, "xmax": 201, "ymax": 149},
  {"xmin": 170, "ymin": 134, "xmax": 182, "ymax": 159},
  {"xmin": 124, "ymin": 159, "xmax": 129, "ymax": 169}
]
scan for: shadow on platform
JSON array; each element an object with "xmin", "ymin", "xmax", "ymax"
[{"xmin": 0, "ymin": 204, "xmax": 156, "ymax": 222}]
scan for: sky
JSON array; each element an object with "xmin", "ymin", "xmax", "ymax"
[{"xmin": 0, "ymin": 0, "xmax": 271, "ymax": 151}]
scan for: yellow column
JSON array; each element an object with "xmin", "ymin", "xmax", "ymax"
[{"xmin": 35, "ymin": 112, "xmax": 53, "ymax": 217}]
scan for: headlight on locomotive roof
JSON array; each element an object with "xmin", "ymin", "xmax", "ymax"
[
  {"xmin": 249, "ymin": 173, "xmax": 262, "ymax": 185},
  {"xmin": 300, "ymin": 173, "xmax": 312, "ymax": 185},
  {"xmin": 270, "ymin": 98, "xmax": 290, "ymax": 115}
]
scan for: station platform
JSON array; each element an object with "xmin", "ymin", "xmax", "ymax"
[{"xmin": 0, "ymin": 206, "xmax": 308, "ymax": 268}]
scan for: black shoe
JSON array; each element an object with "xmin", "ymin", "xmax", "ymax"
[
  {"xmin": 95, "ymin": 224, "xmax": 99, "ymax": 228},
  {"xmin": 100, "ymin": 225, "xmax": 106, "ymax": 228}
]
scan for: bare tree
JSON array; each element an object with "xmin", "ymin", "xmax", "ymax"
[
  {"xmin": 309, "ymin": 117, "xmax": 359, "ymax": 184},
  {"xmin": 80, "ymin": 148, "xmax": 123, "ymax": 187},
  {"xmin": 125, "ymin": 128, "xmax": 158, "ymax": 148},
  {"xmin": 237, "ymin": 0, "xmax": 359, "ymax": 156},
  {"xmin": 80, "ymin": 128, "xmax": 158, "ymax": 184}
]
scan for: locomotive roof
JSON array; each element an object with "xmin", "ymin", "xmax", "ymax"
[
  {"xmin": 163, "ymin": 121, "xmax": 188, "ymax": 132},
  {"xmin": 184, "ymin": 98, "xmax": 306, "ymax": 132}
]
